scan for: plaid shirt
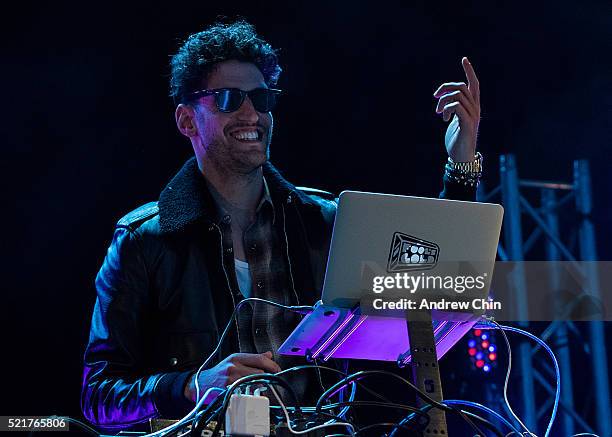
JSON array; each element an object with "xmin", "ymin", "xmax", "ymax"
[{"xmin": 212, "ymin": 178, "xmax": 312, "ymax": 399}]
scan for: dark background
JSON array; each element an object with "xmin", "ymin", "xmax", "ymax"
[{"xmin": 2, "ymin": 0, "xmax": 611, "ymax": 435}]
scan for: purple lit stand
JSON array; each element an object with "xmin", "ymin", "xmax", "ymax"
[{"xmin": 279, "ymin": 301, "xmax": 481, "ymax": 435}]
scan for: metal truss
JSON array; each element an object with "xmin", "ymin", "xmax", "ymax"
[{"xmin": 477, "ymin": 154, "xmax": 611, "ymax": 436}]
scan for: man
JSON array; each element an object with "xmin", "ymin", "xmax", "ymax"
[{"xmin": 81, "ymin": 20, "xmax": 482, "ymax": 430}]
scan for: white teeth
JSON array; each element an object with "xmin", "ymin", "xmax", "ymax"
[{"xmin": 233, "ymin": 131, "xmax": 258, "ymax": 140}]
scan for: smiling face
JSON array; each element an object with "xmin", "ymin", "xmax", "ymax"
[{"xmin": 187, "ymin": 60, "xmax": 273, "ymax": 174}]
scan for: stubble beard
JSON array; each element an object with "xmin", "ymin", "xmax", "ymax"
[{"xmin": 207, "ymin": 131, "xmax": 271, "ymax": 176}]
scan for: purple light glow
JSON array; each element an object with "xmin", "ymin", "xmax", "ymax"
[{"xmin": 279, "ymin": 303, "xmax": 479, "ymax": 363}]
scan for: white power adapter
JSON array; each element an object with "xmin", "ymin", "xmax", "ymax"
[{"xmin": 225, "ymin": 386, "xmax": 270, "ymax": 436}]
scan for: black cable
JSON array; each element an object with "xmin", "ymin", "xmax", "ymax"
[
  {"xmin": 460, "ymin": 409, "xmax": 505, "ymax": 437},
  {"xmin": 278, "ymin": 365, "xmax": 434, "ymax": 432},
  {"xmin": 191, "ymin": 346, "xmax": 503, "ymax": 437},
  {"xmin": 357, "ymin": 410, "xmax": 505, "ymax": 437},
  {"xmin": 455, "ymin": 412, "xmax": 486, "ymax": 437},
  {"xmin": 194, "ymin": 364, "xmax": 366, "ymax": 436},
  {"xmin": 354, "ymin": 422, "xmax": 418, "ymax": 436},
  {"xmin": 316, "ymin": 370, "xmax": 497, "ymax": 436},
  {"xmin": 210, "ymin": 373, "xmax": 304, "ymax": 436},
  {"xmin": 260, "ymin": 381, "xmax": 357, "ymax": 436},
  {"xmin": 190, "ymin": 393, "xmax": 226, "ymax": 437},
  {"xmin": 25, "ymin": 416, "xmax": 99, "ymax": 436},
  {"xmin": 268, "ymin": 409, "xmax": 357, "ymax": 433},
  {"xmin": 455, "ymin": 410, "xmax": 488, "ymax": 437},
  {"xmin": 313, "ymin": 410, "xmax": 359, "ymax": 423},
  {"xmin": 321, "ymin": 400, "xmax": 424, "ymax": 415},
  {"xmin": 197, "ymin": 369, "xmax": 502, "ymax": 437},
  {"xmin": 397, "ymin": 404, "xmax": 504, "ymax": 437},
  {"xmin": 268, "ymin": 386, "xmax": 430, "ymax": 435},
  {"xmin": 277, "ymin": 364, "xmax": 394, "ymax": 404},
  {"xmin": 315, "ymin": 370, "xmax": 449, "ymax": 413},
  {"xmin": 62, "ymin": 417, "xmax": 100, "ymax": 436},
  {"xmin": 321, "ymin": 400, "xmax": 429, "ymax": 428},
  {"xmin": 192, "ymin": 298, "xmax": 313, "ymax": 403}
]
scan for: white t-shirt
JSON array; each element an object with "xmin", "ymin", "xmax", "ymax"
[{"xmin": 234, "ymin": 258, "xmax": 252, "ymax": 298}]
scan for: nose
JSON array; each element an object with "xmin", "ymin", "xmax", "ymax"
[{"xmin": 235, "ymin": 95, "xmax": 259, "ymax": 122}]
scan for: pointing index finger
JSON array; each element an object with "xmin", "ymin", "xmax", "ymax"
[{"xmin": 462, "ymin": 57, "xmax": 480, "ymax": 103}]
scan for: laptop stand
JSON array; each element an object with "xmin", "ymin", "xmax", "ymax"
[{"xmin": 278, "ymin": 301, "xmax": 479, "ymax": 435}]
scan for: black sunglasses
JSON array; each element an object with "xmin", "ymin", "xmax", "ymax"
[{"xmin": 186, "ymin": 87, "xmax": 282, "ymax": 113}]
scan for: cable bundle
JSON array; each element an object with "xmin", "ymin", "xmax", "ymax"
[{"xmin": 56, "ymin": 299, "xmax": 567, "ymax": 437}]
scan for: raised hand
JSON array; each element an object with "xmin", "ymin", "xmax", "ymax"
[{"xmin": 433, "ymin": 57, "xmax": 481, "ymax": 162}]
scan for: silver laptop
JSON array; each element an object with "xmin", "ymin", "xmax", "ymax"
[
  {"xmin": 278, "ymin": 191, "xmax": 504, "ymax": 362},
  {"xmin": 322, "ymin": 190, "xmax": 504, "ymax": 308}
]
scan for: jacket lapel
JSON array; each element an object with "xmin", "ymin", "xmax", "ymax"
[
  {"xmin": 156, "ymin": 157, "xmax": 329, "ymax": 304},
  {"xmin": 158, "ymin": 157, "xmax": 321, "ymax": 234},
  {"xmin": 158, "ymin": 157, "xmax": 216, "ymax": 234}
]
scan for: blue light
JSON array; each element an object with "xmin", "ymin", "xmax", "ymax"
[
  {"xmin": 488, "ymin": 345, "xmax": 496, "ymax": 352},
  {"xmin": 476, "ymin": 352, "xmax": 484, "ymax": 360},
  {"xmin": 481, "ymin": 333, "xmax": 488, "ymax": 340},
  {"xmin": 483, "ymin": 364, "xmax": 491, "ymax": 372},
  {"xmin": 468, "ymin": 340, "xmax": 476, "ymax": 348}
]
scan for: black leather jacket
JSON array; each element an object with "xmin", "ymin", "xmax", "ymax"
[{"xmin": 81, "ymin": 157, "xmax": 475, "ymax": 430}]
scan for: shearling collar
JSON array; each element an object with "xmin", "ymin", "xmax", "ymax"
[{"xmin": 157, "ymin": 157, "xmax": 318, "ymax": 234}]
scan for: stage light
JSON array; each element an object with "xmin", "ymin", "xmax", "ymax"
[{"xmin": 468, "ymin": 328, "xmax": 498, "ymax": 373}]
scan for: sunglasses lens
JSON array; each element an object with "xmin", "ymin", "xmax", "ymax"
[
  {"xmin": 216, "ymin": 89, "xmax": 245, "ymax": 112},
  {"xmin": 250, "ymin": 89, "xmax": 278, "ymax": 112}
]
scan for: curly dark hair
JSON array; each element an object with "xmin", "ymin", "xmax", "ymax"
[{"xmin": 170, "ymin": 20, "xmax": 282, "ymax": 104}]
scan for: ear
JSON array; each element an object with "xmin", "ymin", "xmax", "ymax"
[{"xmin": 175, "ymin": 104, "xmax": 199, "ymax": 138}]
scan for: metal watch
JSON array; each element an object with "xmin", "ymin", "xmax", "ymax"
[{"xmin": 446, "ymin": 152, "xmax": 483, "ymax": 174}]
